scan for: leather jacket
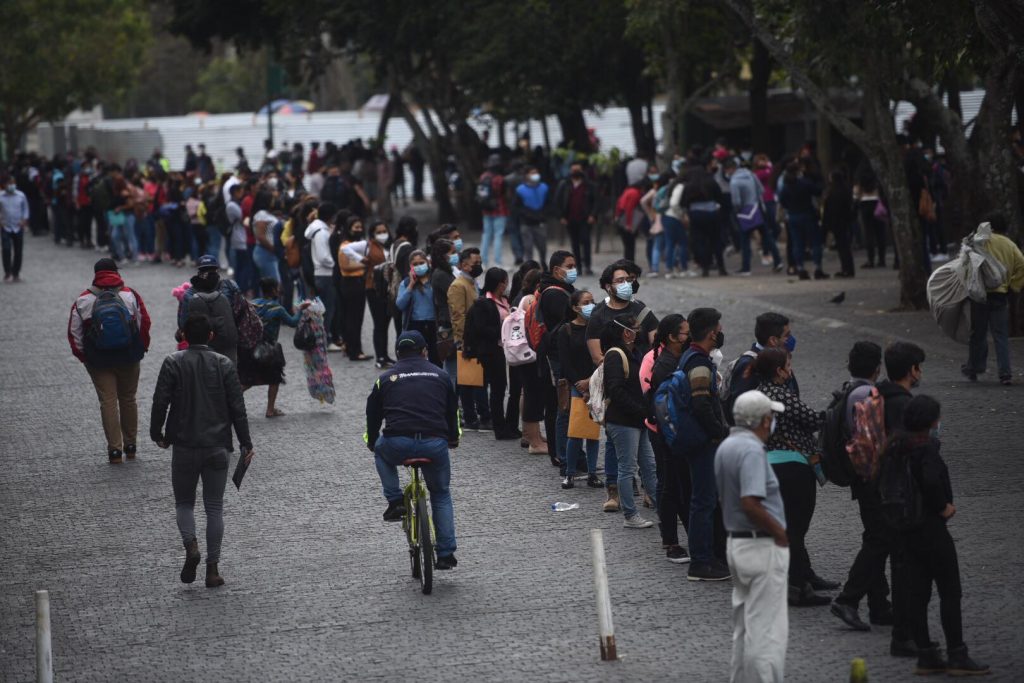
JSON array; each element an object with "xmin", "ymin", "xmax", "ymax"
[{"xmin": 150, "ymin": 345, "xmax": 252, "ymax": 451}]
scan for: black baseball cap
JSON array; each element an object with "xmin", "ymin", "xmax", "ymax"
[
  {"xmin": 395, "ymin": 330, "xmax": 427, "ymax": 352},
  {"xmin": 94, "ymin": 257, "xmax": 118, "ymax": 273}
]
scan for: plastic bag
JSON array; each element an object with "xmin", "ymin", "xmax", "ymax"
[{"xmin": 927, "ymin": 256, "xmax": 971, "ymax": 343}]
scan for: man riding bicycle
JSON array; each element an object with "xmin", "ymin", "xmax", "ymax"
[{"xmin": 366, "ymin": 330, "xmax": 461, "ymax": 569}]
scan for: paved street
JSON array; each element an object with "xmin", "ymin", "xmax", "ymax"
[{"xmin": 1, "ymin": 231, "xmax": 1022, "ymax": 681}]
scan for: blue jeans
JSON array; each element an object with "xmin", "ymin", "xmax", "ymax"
[
  {"xmin": 661, "ymin": 214, "xmax": 689, "ymax": 272},
  {"xmin": 233, "ymin": 246, "xmax": 255, "ymax": 293},
  {"xmin": 108, "ymin": 211, "xmax": 138, "ymax": 261},
  {"xmin": 315, "ymin": 275, "xmax": 337, "ymax": 337},
  {"xmin": 252, "ymin": 244, "xmax": 280, "ymax": 281},
  {"xmin": 205, "ymin": 227, "xmax": 223, "ymax": 261},
  {"xmin": 968, "ymin": 295, "xmax": 1011, "ymax": 379},
  {"xmin": 374, "ymin": 435, "xmax": 456, "ymax": 558},
  {"xmin": 648, "ymin": 230, "xmax": 664, "ymax": 273},
  {"xmin": 508, "ymin": 215, "xmax": 524, "ymax": 262},
  {"xmin": 787, "ymin": 212, "xmax": 822, "ymax": 271},
  {"xmin": 739, "ymin": 223, "xmax": 782, "ymax": 272},
  {"xmin": 139, "ymin": 214, "xmax": 156, "ymax": 255},
  {"xmin": 685, "ymin": 442, "xmax": 718, "ymax": 563},
  {"xmin": 605, "ymin": 422, "xmax": 658, "ymax": 519},
  {"xmin": 481, "ymin": 215, "xmax": 506, "ymax": 266},
  {"xmin": 562, "ymin": 387, "xmax": 600, "ymax": 476}
]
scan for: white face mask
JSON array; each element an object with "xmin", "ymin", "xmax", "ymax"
[
  {"xmin": 374, "ymin": 233, "xmax": 389, "ymax": 244},
  {"xmin": 770, "ymin": 416, "xmax": 777, "ymax": 434}
]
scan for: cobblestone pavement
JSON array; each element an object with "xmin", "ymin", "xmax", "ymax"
[{"xmin": 1, "ymin": 231, "xmax": 1021, "ymax": 681}]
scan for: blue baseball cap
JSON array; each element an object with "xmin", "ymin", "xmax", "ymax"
[
  {"xmin": 197, "ymin": 255, "xmax": 219, "ymax": 270},
  {"xmin": 396, "ymin": 330, "xmax": 427, "ymax": 352}
]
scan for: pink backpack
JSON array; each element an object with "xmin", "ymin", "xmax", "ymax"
[{"xmin": 501, "ymin": 307, "xmax": 536, "ymax": 366}]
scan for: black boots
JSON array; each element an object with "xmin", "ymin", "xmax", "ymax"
[
  {"xmin": 788, "ymin": 582, "xmax": 831, "ymax": 607},
  {"xmin": 915, "ymin": 646, "xmax": 947, "ymax": 675},
  {"xmin": 946, "ymin": 645, "xmax": 990, "ymax": 676},
  {"xmin": 180, "ymin": 540, "xmax": 201, "ymax": 584},
  {"xmin": 205, "ymin": 563, "xmax": 225, "ymax": 588}
]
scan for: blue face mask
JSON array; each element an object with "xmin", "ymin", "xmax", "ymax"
[
  {"xmin": 413, "ymin": 263, "xmax": 429, "ymax": 277},
  {"xmin": 563, "ymin": 268, "xmax": 578, "ymax": 285},
  {"xmin": 453, "ymin": 238, "xmax": 464, "ymax": 252},
  {"xmin": 581, "ymin": 303, "xmax": 595, "ymax": 319},
  {"xmin": 614, "ymin": 282, "xmax": 633, "ymax": 301},
  {"xmin": 930, "ymin": 422, "xmax": 941, "ymax": 439},
  {"xmin": 648, "ymin": 174, "xmax": 659, "ymax": 182},
  {"xmin": 784, "ymin": 335, "xmax": 796, "ymax": 353},
  {"xmin": 448, "ymin": 253, "xmax": 460, "ymax": 268}
]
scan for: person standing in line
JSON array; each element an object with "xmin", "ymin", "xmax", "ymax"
[
  {"xmin": 779, "ymin": 159, "xmax": 827, "ymax": 281},
  {"xmin": 395, "ymin": 249, "xmax": 438, "ymax": 363},
  {"xmin": 448, "ymin": 247, "xmax": 491, "ymax": 431},
  {"xmin": 337, "ymin": 216, "xmax": 373, "ymax": 361},
  {"xmin": 429, "ymin": 237, "xmax": 458, "ymax": 371},
  {"xmin": 555, "ymin": 161, "xmax": 598, "ymax": 276},
  {"xmin": 68, "ymin": 258, "xmax": 151, "ymax": 463},
  {"xmin": 304, "ymin": 202, "xmax": 341, "ymax": 351},
  {"xmin": 478, "ymin": 157, "xmax": 509, "ymax": 268},
  {"xmin": 822, "ymin": 169, "xmax": 856, "ymax": 278},
  {"xmin": 716, "ymin": 390, "xmax": 790, "ymax": 683},
  {"xmin": 557, "ymin": 289, "xmax": 603, "ymax": 489},
  {"xmin": 389, "ymin": 216, "xmax": 419, "ymax": 338},
  {"xmin": 151, "ymin": 314, "xmax": 254, "ymax": 589},
  {"xmin": 515, "ymin": 166, "xmax": 550, "ymax": 266},
  {"xmin": 681, "ymin": 163, "xmax": 727, "ymax": 277},
  {"xmin": 729, "ymin": 159, "xmax": 782, "ymax": 275},
  {"xmin": 1, "ymin": 175, "xmax": 30, "ymax": 282}
]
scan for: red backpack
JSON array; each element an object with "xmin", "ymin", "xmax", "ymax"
[
  {"xmin": 846, "ymin": 387, "xmax": 886, "ymax": 482},
  {"xmin": 523, "ymin": 286, "xmax": 568, "ymax": 350}
]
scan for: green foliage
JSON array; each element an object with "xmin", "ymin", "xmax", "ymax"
[{"xmin": 189, "ymin": 53, "xmax": 273, "ymax": 114}]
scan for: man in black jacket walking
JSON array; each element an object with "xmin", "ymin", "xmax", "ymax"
[{"xmin": 151, "ymin": 314, "xmax": 254, "ymax": 588}]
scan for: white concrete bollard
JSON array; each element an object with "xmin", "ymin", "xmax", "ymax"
[
  {"xmin": 590, "ymin": 529, "xmax": 617, "ymax": 661},
  {"xmin": 35, "ymin": 590, "xmax": 52, "ymax": 683}
]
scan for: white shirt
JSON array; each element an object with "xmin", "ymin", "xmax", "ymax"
[{"xmin": 305, "ymin": 220, "xmax": 334, "ymax": 277}]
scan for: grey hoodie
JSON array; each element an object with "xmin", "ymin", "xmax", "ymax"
[{"xmin": 729, "ymin": 167, "xmax": 764, "ymax": 210}]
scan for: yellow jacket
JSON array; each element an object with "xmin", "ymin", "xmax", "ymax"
[
  {"xmin": 447, "ymin": 272, "xmax": 478, "ymax": 341},
  {"xmin": 987, "ymin": 233, "xmax": 1024, "ymax": 294}
]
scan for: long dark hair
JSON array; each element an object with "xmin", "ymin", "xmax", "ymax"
[
  {"xmin": 429, "ymin": 238, "xmax": 454, "ymax": 274},
  {"xmin": 408, "ymin": 249, "xmax": 428, "ymax": 290},
  {"xmin": 482, "ymin": 267, "xmax": 508, "ymax": 296},
  {"xmin": 652, "ymin": 313, "xmax": 685, "ymax": 361},
  {"xmin": 746, "ymin": 347, "xmax": 789, "ymax": 383},
  {"xmin": 509, "ymin": 259, "xmax": 541, "ymax": 302}
]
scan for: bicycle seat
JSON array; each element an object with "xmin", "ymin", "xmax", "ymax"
[{"xmin": 402, "ymin": 458, "xmax": 433, "ymax": 466}]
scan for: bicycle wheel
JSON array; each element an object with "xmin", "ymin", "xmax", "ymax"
[
  {"xmin": 406, "ymin": 491, "xmax": 421, "ymax": 580},
  {"xmin": 417, "ymin": 495, "xmax": 433, "ymax": 595}
]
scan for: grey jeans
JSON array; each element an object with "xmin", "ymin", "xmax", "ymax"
[
  {"xmin": 172, "ymin": 445, "xmax": 229, "ymax": 563},
  {"xmin": 520, "ymin": 220, "xmax": 547, "ymax": 265}
]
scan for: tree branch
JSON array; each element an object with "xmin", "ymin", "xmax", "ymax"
[{"xmin": 680, "ymin": 56, "xmax": 735, "ymax": 115}]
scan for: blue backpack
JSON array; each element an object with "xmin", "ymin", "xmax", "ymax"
[
  {"xmin": 86, "ymin": 288, "xmax": 135, "ymax": 351},
  {"xmin": 653, "ymin": 348, "xmax": 710, "ymax": 454}
]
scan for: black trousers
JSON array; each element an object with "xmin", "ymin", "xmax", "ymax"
[
  {"xmin": 566, "ymin": 219, "xmax": 592, "ymax": 270},
  {"xmin": 902, "ymin": 518, "xmax": 964, "ymax": 650},
  {"xmin": 1, "ymin": 231, "xmax": 24, "ymax": 277},
  {"xmin": 339, "ymin": 276, "xmax": 366, "ymax": 358},
  {"xmin": 366, "ymin": 288, "xmax": 391, "ymax": 361},
  {"xmin": 330, "ymin": 275, "xmax": 345, "ymax": 344},
  {"xmin": 828, "ymin": 218, "xmax": 856, "ymax": 276},
  {"xmin": 506, "ymin": 364, "xmax": 523, "ymax": 431},
  {"xmin": 617, "ymin": 226, "xmax": 637, "ymax": 263},
  {"xmin": 77, "ymin": 206, "xmax": 93, "ymax": 244},
  {"xmin": 860, "ymin": 202, "xmax": 887, "ymax": 266},
  {"xmin": 773, "ymin": 461, "xmax": 817, "ymax": 586},
  {"xmin": 480, "ymin": 354, "xmax": 510, "ymax": 435},
  {"xmin": 651, "ymin": 429, "xmax": 691, "ymax": 547},
  {"xmin": 406, "ymin": 319, "xmax": 439, "ymax": 366}
]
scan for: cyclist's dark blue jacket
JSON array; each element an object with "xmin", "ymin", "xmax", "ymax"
[{"xmin": 365, "ymin": 355, "xmax": 459, "ymax": 449}]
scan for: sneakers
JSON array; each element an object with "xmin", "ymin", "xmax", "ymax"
[
  {"xmin": 586, "ymin": 474, "xmax": 605, "ymax": 488},
  {"xmin": 124, "ymin": 444, "xmax": 137, "ymax": 461},
  {"xmin": 561, "ymin": 475, "xmax": 574, "ymax": 489},
  {"xmin": 108, "ymin": 449, "xmax": 123, "ymax": 464},
  {"xmin": 1000, "ymin": 376, "xmax": 1012, "ymax": 386},
  {"xmin": 623, "ymin": 514, "xmax": 654, "ymax": 529},
  {"xmin": 382, "ymin": 499, "xmax": 406, "ymax": 522},
  {"xmin": 761, "ymin": 255, "xmax": 773, "ymax": 266},
  {"xmin": 205, "ymin": 562, "xmax": 225, "ymax": 588},
  {"xmin": 435, "ymin": 554, "xmax": 458, "ymax": 570},
  {"xmin": 736, "ymin": 270, "xmax": 752, "ymax": 277},
  {"xmin": 665, "ymin": 545, "xmax": 691, "ymax": 564},
  {"xmin": 946, "ymin": 645, "xmax": 990, "ymax": 676},
  {"xmin": 687, "ymin": 562, "xmax": 731, "ymax": 581},
  {"xmin": 180, "ymin": 540, "xmax": 201, "ymax": 584},
  {"xmin": 327, "ymin": 343, "xmax": 344, "ymax": 353},
  {"xmin": 914, "ymin": 646, "xmax": 947, "ymax": 675}
]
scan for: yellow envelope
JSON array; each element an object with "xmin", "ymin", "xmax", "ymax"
[
  {"xmin": 568, "ymin": 396, "xmax": 601, "ymax": 440},
  {"xmin": 457, "ymin": 352, "xmax": 484, "ymax": 387}
]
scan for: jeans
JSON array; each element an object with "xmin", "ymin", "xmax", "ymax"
[
  {"xmin": 566, "ymin": 219, "xmax": 593, "ymax": 271},
  {"xmin": 563, "ymin": 386, "xmax": 599, "ymax": 476},
  {"xmin": 233, "ymin": 247, "xmax": 256, "ymax": 293},
  {"xmin": 108, "ymin": 212, "xmax": 137, "ymax": 261},
  {"xmin": 728, "ymin": 538, "xmax": 789, "ymax": 683},
  {"xmin": 739, "ymin": 223, "xmax": 782, "ymax": 272},
  {"xmin": 520, "ymin": 220, "xmax": 547, "ymax": 265},
  {"xmin": 686, "ymin": 441, "xmax": 719, "ymax": 563},
  {"xmin": 86, "ymin": 362, "xmax": 140, "ymax": 451},
  {"xmin": 787, "ymin": 211, "xmax": 821, "ymax": 271},
  {"xmin": 1, "ymin": 231, "xmax": 24, "ymax": 277},
  {"xmin": 481, "ymin": 214, "xmax": 506, "ymax": 266},
  {"xmin": 172, "ymin": 446, "xmax": 228, "ymax": 563},
  {"xmin": 190, "ymin": 223, "xmax": 207, "ymax": 262},
  {"xmin": 661, "ymin": 214, "xmax": 689, "ymax": 272},
  {"xmin": 605, "ymin": 422, "xmax": 658, "ymax": 519},
  {"xmin": 315, "ymin": 275, "xmax": 337, "ymax": 339},
  {"xmin": 205, "ymin": 227, "xmax": 223, "ymax": 261},
  {"xmin": 374, "ymin": 435, "xmax": 457, "ymax": 557},
  {"xmin": 139, "ymin": 214, "xmax": 156, "ymax": 255},
  {"xmin": 253, "ymin": 245, "xmax": 279, "ymax": 281},
  {"xmin": 648, "ymin": 230, "xmax": 665, "ymax": 273},
  {"xmin": 967, "ymin": 294, "xmax": 1011, "ymax": 379}
]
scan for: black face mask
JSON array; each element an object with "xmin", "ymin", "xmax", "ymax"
[
  {"xmin": 714, "ymin": 330, "xmax": 725, "ymax": 349},
  {"xmin": 571, "ymin": 172, "xmax": 583, "ymax": 181},
  {"xmin": 632, "ymin": 280, "xmax": 640, "ymax": 294},
  {"xmin": 351, "ymin": 231, "xmax": 364, "ymax": 240},
  {"xmin": 469, "ymin": 264, "xmax": 483, "ymax": 278}
]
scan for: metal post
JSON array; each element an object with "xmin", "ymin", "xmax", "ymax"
[
  {"xmin": 590, "ymin": 529, "xmax": 617, "ymax": 661},
  {"xmin": 35, "ymin": 590, "xmax": 52, "ymax": 683}
]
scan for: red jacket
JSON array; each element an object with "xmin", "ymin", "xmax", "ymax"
[
  {"xmin": 615, "ymin": 187, "xmax": 644, "ymax": 233},
  {"xmin": 68, "ymin": 270, "xmax": 152, "ymax": 363}
]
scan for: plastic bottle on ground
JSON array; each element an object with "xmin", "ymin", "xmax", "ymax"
[{"xmin": 551, "ymin": 502, "xmax": 580, "ymax": 512}]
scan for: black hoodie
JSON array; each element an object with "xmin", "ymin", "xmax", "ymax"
[{"xmin": 876, "ymin": 379, "xmax": 912, "ymax": 433}]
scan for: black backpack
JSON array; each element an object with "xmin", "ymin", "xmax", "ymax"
[
  {"xmin": 818, "ymin": 380, "xmax": 866, "ymax": 487},
  {"xmin": 207, "ymin": 193, "xmax": 230, "ymax": 237},
  {"xmin": 476, "ymin": 174, "xmax": 497, "ymax": 211},
  {"xmin": 300, "ymin": 228, "xmax": 322, "ymax": 290},
  {"xmin": 878, "ymin": 440, "xmax": 924, "ymax": 531},
  {"xmin": 321, "ymin": 175, "xmax": 351, "ymax": 209}
]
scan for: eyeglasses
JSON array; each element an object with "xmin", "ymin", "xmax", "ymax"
[{"xmin": 611, "ymin": 276, "xmax": 637, "ymax": 284}]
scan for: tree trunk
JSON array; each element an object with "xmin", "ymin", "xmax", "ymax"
[
  {"xmin": 556, "ymin": 108, "xmax": 592, "ymax": 153},
  {"xmin": 451, "ymin": 120, "xmax": 485, "ymax": 230},
  {"xmin": 972, "ymin": 56, "xmax": 1022, "ymax": 240},
  {"xmin": 750, "ymin": 39, "xmax": 771, "ymax": 154},
  {"xmin": 396, "ymin": 99, "xmax": 457, "ymax": 224},
  {"xmin": 375, "ymin": 92, "xmax": 396, "ymax": 146},
  {"xmin": 659, "ymin": 20, "xmax": 684, "ymax": 162},
  {"xmin": 626, "ymin": 96, "xmax": 655, "ymax": 158}
]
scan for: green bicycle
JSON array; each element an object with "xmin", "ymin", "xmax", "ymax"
[{"xmin": 401, "ymin": 458, "xmax": 435, "ymax": 594}]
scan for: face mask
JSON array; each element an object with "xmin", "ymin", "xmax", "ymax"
[
  {"xmin": 571, "ymin": 172, "xmax": 583, "ymax": 181},
  {"xmin": 631, "ymin": 280, "xmax": 640, "ymax": 294},
  {"xmin": 413, "ymin": 263, "xmax": 429, "ymax": 277},
  {"xmin": 469, "ymin": 264, "xmax": 483, "ymax": 278},
  {"xmin": 4, "ymin": 184, "xmax": 14, "ymax": 193},
  {"xmin": 351, "ymin": 231, "xmax": 364, "ymax": 240},
  {"xmin": 930, "ymin": 422, "xmax": 941, "ymax": 439},
  {"xmin": 648, "ymin": 174, "xmax": 659, "ymax": 182},
  {"xmin": 563, "ymin": 268, "xmax": 577, "ymax": 285},
  {"xmin": 710, "ymin": 349, "xmax": 724, "ymax": 367},
  {"xmin": 453, "ymin": 238, "xmax": 463, "ymax": 252},
  {"xmin": 784, "ymin": 335, "xmax": 797, "ymax": 353},
  {"xmin": 374, "ymin": 233, "xmax": 389, "ymax": 244},
  {"xmin": 714, "ymin": 330, "xmax": 725, "ymax": 349},
  {"xmin": 770, "ymin": 416, "xmax": 777, "ymax": 434},
  {"xmin": 671, "ymin": 159, "xmax": 683, "ymax": 174},
  {"xmin": 528, "ymin": 174, "xmax": 541, "ymax": 183},
  {"xmin": 448, "ymin": 253, "xmax": 460, "ymax": 268},
  {"xmin": 614, "ymin": 282, "xmax": 633, "ymax": 301},
  {"xmin": 581, "ymin": 303, "xmax": 595, "ymax": 319}
]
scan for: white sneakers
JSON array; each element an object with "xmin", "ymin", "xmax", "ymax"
[
  {"xmin": 327, "ymin": 343, "xmax": 344, "ymax": 352},
  {"xmin": 623, "ymin": 515, "xmax": 654, "ymax": 529}
]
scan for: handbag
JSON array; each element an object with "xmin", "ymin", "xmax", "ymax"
[
  {"xmin": 294, "ymin": 316, "xmax": 317, "ymax": 351},
  {"xmin": 436, "ymin": 326, "xmax": 456, "ymax": 361},
  {"xmin": 557, "ymin": 378, "xmax": 571, "ymax": 413},
  {"xmin": 736, "ymin": 203, "xmax": 765, "ymax": 232},
  {"xmin": 456, "ymin": 351, "xmax": 484, "ymax": 387},
  {"xmin": 568, "ymin": 396, "xmax": 601, "ymax": 440}
]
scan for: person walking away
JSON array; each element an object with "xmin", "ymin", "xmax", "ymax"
[
  {"xmin": 0, "ymin": 176, "xmax": 29, "ymax": 282},
  {"xmin": 779, "ymin": 159, "xmax": 827, "ymax": 280},
  {"xmin": 151, "ymin": 313, "xmax": 254, "ymax": 588},
  {"xmin": 448, "ymin": 247, "xmax": 491, "ymax": 430},
  {"xmin": 68, "ymin": 258, "xmax": 151, "ymax": 463},
  {"xmin": 681, "ymin": 164, "xmax": 727, "ymax": 277},
  {"xmin": 337, "ymin": 216, "xmax": 373, "ymax": 361},
  {"xmin": 555, "ymin": 161, "xmax": 599, "ymax": 275},
  {"xmin": 463, "ymin": 267, "xmax": 519, "ymax": 440},
  {"xmin": 730, "ymin": 160, "xmax": 782, "ymax": 275},
  {"xmin": 557, "ymin": 290, "xmax": 603, "ymax": 488},
  {"xmin": 680, "ymin": 308, "xmax": 731, "ymax": 581},
  {"xmin": 823, "ymin": 169, "xmax": 856, "ymax": 278},
  {"xmin": 601, "ymin": 314, "xmax": 659, "ymax": 529},
  {"xmin": 882, "ymin": 396, "xmax": 990, "ymax": 676},
  {"xmin": 515, "ymin": 167, "xmax": 550, "ymax": 265},
  {"xmin": 715, "ymin": 390, "xmax": 790, "ymax": 683},
  {"xmin": 478, "ymin": 157, "xmax": 509, "ymax": 267},
  {"xmin": 366, "ymin": 331, "xmax": 460, "ymax": 569},
  {"xmin": 395, "ymin": 249, "xmax": 438, "ymax": 362},
  {"xmin": 177, "ymin": 257, "xmax": 241, "ymax": 364},
  {"xmin": 749, "ymin": 349, "xmax": 834, "ymax": 606},
  {"xmin": 641, "ymin": 314, "xmax": 692, "ymax": 562},
  {"xmin": 304, "ymin": 202, "xmax": 342, "ymax": 351},
  {"xmin": 961, "ymin": 214, "xmax": 1024, "ymax": 385}
]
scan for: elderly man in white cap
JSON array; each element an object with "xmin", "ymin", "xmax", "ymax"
[{"xmin": 715, "ymin": 389, "xmax": 789, "ymax": 683}]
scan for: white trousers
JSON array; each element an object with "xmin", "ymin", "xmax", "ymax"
[{"xmin": 727, "ymin": 537, "xmax": 789, "ymax": 683}]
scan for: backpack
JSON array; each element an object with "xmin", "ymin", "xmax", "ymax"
[
  {"xmin": 321, "ymin": 174, "xmax": 351, "ymax": 208},
  {"xmin": 232, "ymin": 293, "xmax": 264, "ymax": 350},
  {"xmin": 847, "ymin": 387, "xmax": 886, "ymax": 482},
  {"xmin": 523, "ymin": 286, "xmax": 569, "ymax": 350},
  {"xmin": 387, "ymin": 241, "xmax": 414, "ymax": 305},
  {"xmin": 84, "ymin": 288, "xmax": 135, "ymax": 352},
  {"xmin": 476, "ymin": 174, "xmax": 497, "ymax": 211},
  {"xmin": 301, "ymin": 228, "xmax": 322, "ymax": 289},
  {"xmin": 653, "ymin": 184, "xmax": 672, "ymax": 214},
  {"xmin": 720, "ymin": 350, "xmax": 757, "ymax": 405},
  {"xmin": 878, "ymin": 441, "xmax": 924, "ymax": 531},
  {"xmin": 653, "ymin": 348, "xmax": 709, "ymax": 453},
  {"xmin": 818, "ymin": 381, "xmax": 866, "ymax": 487},
  {"xmin": 501, "ymin": 306, "xmax": 537, "ymax": 366},
  {"xmin": 586, "ymin": 347, "xmax": 628, "ymax": 425},
  {"xmin": 206, "ymin": 193, "xmax": 230, "ymax": 237}
]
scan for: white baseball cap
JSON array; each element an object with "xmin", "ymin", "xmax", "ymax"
[{"xmin": 732, "ymin": 390, "xmax": 785, "ymax": 428}]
